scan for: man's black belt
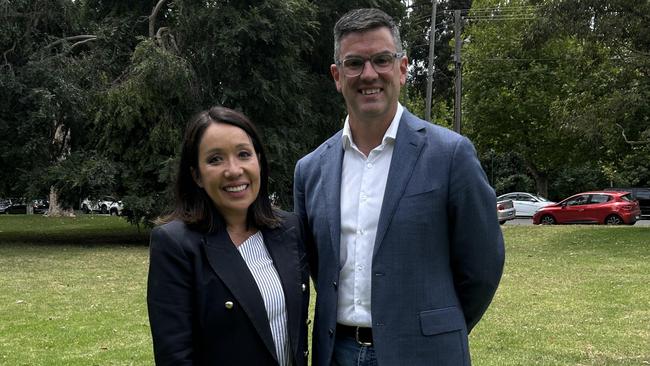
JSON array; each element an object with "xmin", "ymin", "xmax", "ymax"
[{"xmin": 336, "ymin": 324, "xmax": 373, "ymax": 346}]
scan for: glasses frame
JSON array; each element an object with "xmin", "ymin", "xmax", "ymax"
[{"xmin": 336, "ymin": 52, "xmax": 405, "ymax": 77}]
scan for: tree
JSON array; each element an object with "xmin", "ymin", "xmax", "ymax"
[
  {"xmin": 534, "ymin": 0, "xmax": 650, "ymax": 187},
  {"xmin": 3, "ymin": 0, "xmax": 417, "ymax": 225},
  {"xmin": 0, "ymin": 0, "xmax": 106, "ymax": 214},
  {"xmin": 401, "ymin": 0, "xmax": 473, "ymax": 124}
]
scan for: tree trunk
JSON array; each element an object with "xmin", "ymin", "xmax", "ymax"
[
  {"xmin": 524, "ymin": 160, "xmax": 549, "ymax": 198},
  {"xmin": 46, "ymin": 186, "xmax": 75, "ymax": 217},
  {"xmin": 46, "ymin": 122, "xmax": 75, "ymax": 217}
]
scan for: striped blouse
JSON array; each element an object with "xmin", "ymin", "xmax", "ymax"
[{"xmin": 237, "ymin": 232, "xmax": 291, "ymax": 366}]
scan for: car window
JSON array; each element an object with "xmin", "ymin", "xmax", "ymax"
[
  {"xmin": 518, "ymin": 195, "xmax": 535, "ymax": 202},
  {"xmin": 534, "ymin": 195, "xmax": 550, "ymax": 202},
  {"xmin": 590, "ymin": 194, "xmax": 611, "ymax": 204},
  {"xmin": 566, "ymin": 195, "xmax": 588, "ymax": 206},
  {"xmin": 620, "ymin": 194, "xmax": 633, "ymax": 202}
]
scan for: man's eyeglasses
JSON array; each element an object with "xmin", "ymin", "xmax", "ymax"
[{"xmin": 336, "ymin": 52, "xmax": 404, "ymax": 77}]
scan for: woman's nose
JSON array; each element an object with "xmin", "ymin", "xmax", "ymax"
[{"xmin": 224, "ymin": 160, "xmax": 243, "ymax": 178}]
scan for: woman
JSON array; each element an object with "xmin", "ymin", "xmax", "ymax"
[{"xmin": 147, "ymin": 106, "xmax": 310, "ymax": 365}]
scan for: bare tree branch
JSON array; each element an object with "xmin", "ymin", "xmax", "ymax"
[
  {"xmin": 155, "ymin": 26, "xmax": 168, "ymax": 45},
  {"xmin": 616, "ymin": 123, "xmax": 650, "ymax": 145},
  {"xmin": 2, "ymin": 42, "xmax": 16, "ymax": 68},
  {"xmin": 45, "ymin": 35, "xmax": 97, "ymax": 50},
  {"xmin": 149, "ymin": 0, "xmax": 167, "ymax": 39},
  {"xmin": 68, "ymin": 37, "xmax": 97, "ymax": 52}
]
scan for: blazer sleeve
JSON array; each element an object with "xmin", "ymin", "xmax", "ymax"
[
  {"xmin": 147, "ymin": 226, "xmax": 196, "ymax": 365},
  {"xmin": 447, "ymin": 137, "xmax": 505, "ymax": 332},
  {"xmin": 293, "ymin": 160, "xmax": 318, "ymax": 281}
]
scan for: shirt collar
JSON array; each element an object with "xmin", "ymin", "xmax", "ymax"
[{"xmin": 342, "ymin": 103, "xmax": 404, "ymax": 150}]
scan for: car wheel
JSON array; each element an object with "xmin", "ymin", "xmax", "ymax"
[
  {"xmin": 82, "ymin": 204, "xmax": 90, "ymax": 214},
  {"xmin": 605, "ymin": 214, "xmax": 623, "ymax": 225},
  {"xmin": 540, "ymin": 215, "xmax": 555, "ymax": 225},
  {"xmin": 100, "ymin": 205, "xmax": 108, "ymax": 214},
  {"xmin": 499, "ymin": 220, "xmax": 506, "ymax": 225}
]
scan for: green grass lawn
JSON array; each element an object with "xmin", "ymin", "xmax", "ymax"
[{"xmin": 0, "ymin": 216, "xmax": 648, "ymax": 365}]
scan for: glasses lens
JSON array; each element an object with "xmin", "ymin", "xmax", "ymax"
[
  {"xmin": 372, "ymin": 54, "xmax": 395, "ymax": 72},
  {"xmin": 342, "ymin": 58, "xmax": 364, "ymax": 76},
  {"xmin": 340, "ymin": 53, "xmax": 400, "ymax": 77}
]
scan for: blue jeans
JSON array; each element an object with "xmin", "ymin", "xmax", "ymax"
[{"xmin": 332, "ymin": 334, "xmax": 378, "ymax": 366}]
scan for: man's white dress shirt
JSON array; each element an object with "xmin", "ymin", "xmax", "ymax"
[{"xmin": 337, "ymin": 104, "xmax": 404, "ymax": 327}]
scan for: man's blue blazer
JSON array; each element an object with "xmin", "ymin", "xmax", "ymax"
[{"xmin": 294, "ymin": 109, "xmax": 505, "ymax": 365}]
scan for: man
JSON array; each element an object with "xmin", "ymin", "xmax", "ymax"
[{"xmin": 294, "ymin": 8, "xmax": 505, "ymax": 366}]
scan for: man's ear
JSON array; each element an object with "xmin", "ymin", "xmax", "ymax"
[
  {"xmin": 399, "ymin": 54, "xmax": 408, "ymax": 86},
  {"xmin": 331, "ymin": 63, "xmax": 342, "ymax": 92},
  {"xmin": 191, "ymin": 167, "xmax": 203, "ymax": 188}
]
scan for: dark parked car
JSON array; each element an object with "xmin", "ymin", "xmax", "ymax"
[
  {"xmin": 533, "ymin": 191, "xmax": 641, "ymax": 225},
  {"xmin": 0, "ymin": 199, "xmax": 28, "ymax": 214},
  {"xmin": 32, "ymin": 199, "xmax": 49, "ymax": 214},
  {"xmin": 604, "ymin": 188, "xmax": 650, "ymax": 218},
  {"xmin": 0, "ymin": 199, "xmax": 11, "ymax": 214}
]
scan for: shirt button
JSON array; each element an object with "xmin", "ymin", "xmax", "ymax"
[
  {"xmin": 366, "ymin": 162, "xmax": 373, "ymax": 168},
  {"xmin": 356, "ymin": 300, "xmax": 362, "ymax": 305}
]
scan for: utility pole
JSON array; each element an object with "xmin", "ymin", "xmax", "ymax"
[
  {"xmin": 424, "ymin": 0, "xmax": 437, "ymax": 122},
  {"xmin": 453, "ymin": 9, "xmax": 462, "ymax": 134}
]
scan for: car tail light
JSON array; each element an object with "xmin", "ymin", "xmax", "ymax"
[{"xmin": 497, "ymin": 203, "xmax": 505, "ymax": 210}]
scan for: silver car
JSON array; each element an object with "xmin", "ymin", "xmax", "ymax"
[{"xmin": 497, "ymin": 199, "xmax": 516, "ymax": 225}]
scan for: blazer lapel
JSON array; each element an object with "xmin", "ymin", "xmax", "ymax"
[
  {"xmin": 320, "ymin": 136, "xmax": 344, "ymax": 265},
  {"xmin": 202, "ymin": 230, "xmax": 278, "ymax": 362},
  {"xmin": 263, "ymin": 225, "xmax": 301, "ymax": 360},
  {"xmin": 374, "ymin": 112, "xmax": 426, "ymax": 256}
]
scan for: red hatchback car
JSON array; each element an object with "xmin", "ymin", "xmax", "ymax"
[{"xmin": 533, "ymin": 191, "xmax": 641, "ymax": 225}]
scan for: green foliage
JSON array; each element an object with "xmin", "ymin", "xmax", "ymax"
[
  {"xmin": 43, "ymin": 151, "xmax": 120, "ymax": 208},
  {"xmin": 401, "ymin": 0, "xmax": 473, "ymax": 108},
  {"xmin": 463, "ymin": 0, "xmax": 650, "ymax": 197},
  {"xmin": 2, "ymin": 0, "xmax": 647, "ymax": 226}
]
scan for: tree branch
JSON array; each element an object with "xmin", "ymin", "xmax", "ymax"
[
  {"xmin": 45, "ymin": 35, "xmax": 97, "ymax": 50},
  {"xmin": 616, "ymin": 123, "xmax": 650, "ymax": 145},
  {"xmin": 149, "ymin": 0, "xmax": 167, "ymax": 39},
  {"xmin": 155, "ymin": 26, "xmax": 168, "ymax": 44},
  {"xmin": 68, "ymin": 37, "xmax": 98, "ymax": 52},
  {"xmin": 2, "ymin": 42, "xmax": 16, "ymax": 67}
]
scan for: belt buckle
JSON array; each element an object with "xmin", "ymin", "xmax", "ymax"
[{"xmin": 355, "ymin": 327, "xmax": 372, "ymax": 346}]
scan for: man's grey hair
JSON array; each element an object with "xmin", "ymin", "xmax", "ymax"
[{"xmin": 333, "ymin": 8, "xmax": 403, "ymax": 62}]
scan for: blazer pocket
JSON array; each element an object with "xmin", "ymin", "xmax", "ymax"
[
  {"xmin": 402, "ymin": 184, "xmax": 441, "ymax": 199},
  {"xmin": 419, "ymin": 306, "xmax": 465, "ymax": 336}
]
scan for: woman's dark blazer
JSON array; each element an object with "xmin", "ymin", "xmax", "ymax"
[{"xmin": 147, "ymin": 210, "xmax": 310, "ymax": 365}]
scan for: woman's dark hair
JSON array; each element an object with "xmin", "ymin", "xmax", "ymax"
[{"xmin": 156, "ymin": 106, "xmax": 279, "ymax": 232}]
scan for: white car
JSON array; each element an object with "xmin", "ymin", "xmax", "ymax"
[
  {"xmin": 81, "ymin": 196, "xmax": 124, "ymax": 216},
  {"xmin": 497, "ymin": 192, "xmax": 555, "ymax": 217}
]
